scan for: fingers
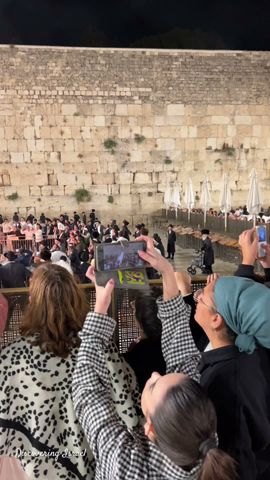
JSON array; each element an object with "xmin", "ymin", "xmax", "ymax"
[
  {"xmin": 207, "ymin": 273, "xmax": 220, "ymax": 284},
  {"xmin": 104, "ymin": 278, "xmax": 115, "ymax": 295},
  {"xmin": 86, "ymin": 265, "xmax": 95, "ymax": 282}
]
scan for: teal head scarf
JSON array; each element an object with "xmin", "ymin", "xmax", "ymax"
[{"xmin": 214, "ymin": 277, "xmax": 270, "ymax": 354}]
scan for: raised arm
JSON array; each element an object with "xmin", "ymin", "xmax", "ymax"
[{"xmin": 138, "ymin": 238, "xmax": 201, "ymax": 380}]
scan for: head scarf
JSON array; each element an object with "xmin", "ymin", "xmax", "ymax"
[{"xmin": 214, "ymin": 276, "xmax": 270, "ymax": 353}]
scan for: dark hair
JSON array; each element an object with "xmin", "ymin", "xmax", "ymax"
[
  {"xmin": 141, "ymin": 227, "xmax": 149, "ymax": 236},
  {"xmin": 40, "ymin": 249, "xmax": 51, "ymax": 262},
  {"xmin": 153, "ymin": 233, "xmax": 161, "ymax": 243},
  {"xmin": 135, "ymin": 293, "xmax": 161, "ymax": 340},
  {"xmin": 79, "ymin": 250, "xmax": 89, "ymax": 262},
  {"xmin": 152, "ymin": 378, "xmax": 237, "ymax": 479}
]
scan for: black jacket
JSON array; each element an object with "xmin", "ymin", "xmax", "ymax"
[
  {"xmin": 0, "ymin": 262, "xmax": 31, "ymax": 288},
  {"xmin": 201, "ymin": 237, "xmax": 214, "ymax": 266},
  {"xmin": 124, "ymin": 337, "xmax": 166, "ymax": 392},
  {"xmin": 199, "ymin": 346, "xmax": 270, "ymax": 480}
]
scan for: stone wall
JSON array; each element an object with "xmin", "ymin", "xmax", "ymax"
[{"xmin": 0, "ymin": 45, "xmax": 270, "ymax": 219}]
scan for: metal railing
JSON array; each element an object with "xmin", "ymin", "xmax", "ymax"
[
  {"xmin": 1, "ymin": 235, "xmax": 56, "ymax": 253},
  {"xmin": 0, "ymin": 278, "xmax": 207, "ymax": 352},
  {"xmin": 160, "ymin": 210, "xmax": 270, "ymax": 241}
]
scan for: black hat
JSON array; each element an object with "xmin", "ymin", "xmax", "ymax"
[
  {"xmin": 123, "ymin": 219, "xmax": 129, "ymax": 225},
  {"xmin": 4, "ymin": 251, "xmax": 17, "ymax": 261},
  {"xmin": 201, "ymin": 229, "xmax": 210, "ymax": 235},
  {"xmin": 168, "ymin": 224, "xmax": 174, "ymax": 228}
]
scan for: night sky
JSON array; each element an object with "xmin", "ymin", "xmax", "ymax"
[{"xmin": 0, "ymin": 0, "xmax": 269, "ymax": 51}]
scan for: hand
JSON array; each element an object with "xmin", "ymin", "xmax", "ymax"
[
  {"xmin": 174, "ymin": 271, "xmax": 192, "ymax": 295},
  {"xmin": 136, "ymin": 235, "xmax": 173, "ymax": 274},
  {"xmin": 258, "ymin": 244, "xmax": 270, "ymax": 269},
  {"xmin": 86, "ymin": 266, "xmax": 114, "ymax": 315},
  {"xmin": 238, "ymin": 229, "xmax": 258, "ymax": 265},
  {"xmin": 207, "ymin": 273, "xmax": 220, "ymax": 285}
]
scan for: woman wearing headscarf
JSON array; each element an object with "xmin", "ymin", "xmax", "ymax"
[{"xmin": 139, "ymin": 237, "xmax": 270, "ymax": 480}]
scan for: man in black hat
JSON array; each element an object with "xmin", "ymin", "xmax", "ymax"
[
  {"xmin": 166, "ymin": 224, "xmax": 176, "ymax": 260},
  {"xmin": 201, "ymin": 229, "xmax": 214, "ymax": 274}
]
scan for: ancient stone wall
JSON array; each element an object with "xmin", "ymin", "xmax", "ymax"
[{"xmin": 0, "ymin": 45, "xmax": 270, "ymax": 219}]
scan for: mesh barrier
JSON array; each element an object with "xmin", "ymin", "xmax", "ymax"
[{"xmin": 0, "ymin": 279, "xmax": 207, "ymax": 352}]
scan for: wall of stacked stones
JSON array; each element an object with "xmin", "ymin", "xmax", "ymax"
[{"xmin": 0, "ymin": 45, "xmax": 270, "ymax": 219}]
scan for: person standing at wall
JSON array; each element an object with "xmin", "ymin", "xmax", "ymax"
[
  {"xmin": 166, "ymin": 224, "xmax": 176, "ymax": 260},
  {"xmin": 201, "ymin": 229, "xmax": 214, "ymax": 274}
]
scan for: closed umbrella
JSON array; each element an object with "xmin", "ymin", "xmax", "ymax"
[
  {"xmin": 171, "ymin": 183, "xmax": 181, "ymax": 218},
  {"xmin": 219, "ymin": 173, "xmax": 231, "ymax": 231},
  {"xmin": 200, "ymin": 178, "xmax": 212, "ymax": 226},
  {"xmin": 247, "ymin": 169, "xmax": 261, "ymax": 227},
  {"xmin": 185, "ymin": 178, "xmax": 195, "ymax": 223},
  {"xmin": 164, "ymin": 183, "xmax": 172, "ymax": 217}
]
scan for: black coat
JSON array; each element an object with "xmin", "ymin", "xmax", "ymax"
[
  {"xmin": 124, "ymin": 337, "xmax": 166, "ymax": 392},
  {"xmin": 0, "ymin": 262, "xmax": 31, "ymax": 288},
  {"xmin": 167, "ymin": 231, "xmax": 176, "ymax": 254},
  {"xmin": 199, "ymin": 346, "xmax": 270, "ymax": 480},
  {"xmin": 201, "ymin": 237, "xmax": 214, "ymax": 266}
]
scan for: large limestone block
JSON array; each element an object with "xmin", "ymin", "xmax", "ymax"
[
  {"xmin": 41, "ymin": 186, "xmax": 53, "ymax": 196},
  {"xmin": 235, "ymin": 116, "xmax": 252, "ymax": 125},
  {"xmin": 167, "ymin": 104, "xmax": 185, "ymax": 116},
  {"xmin": 61, "ymin": 152, "xmax": 79, "ymax": 163},
  {"xmin": 115, "ymin": 105, "xmax": 128, "ymax": 116},
  {"xmin": 61, "ymin": 104, "xmax": 77, "ymax": 115},
  {"xmin": 156, "ymin": 138, "xmax": 175, "ymax": 150},
  {"xmin": 57, "ymin": 173, "xmax": 77, "ymax": 186},
  {"xmin": 94, "ymin": 116, "xmax": 106, "ymax": 127},
  {"xmin": 92, "ymin": 173, "xmax": 114, "ymax": 185},
  {"xmin": 115, "ymin": 172, "xmax": 133, "ymax": 184},
  {"xmin": 30, "ymin": 186, "xmax": 41, "ymax": 196},
  {"xmin": 119, "ymin": 184, "xmax": 130, "ymax": 195},
  {"xmin": 131, "ymin": 183, "xmax": 157, "ymax": 194},
  {"xmin": 10, "ymin": 153, "xmax": 24, "ymax": 163},
  {"xmin": 127, "ymin": 105, "xmax": 142, "ymax": 116},
  {"xmin": 46, "ymin": 152, "xmax": 61, "ymax": 163},
  {"xmin": 49, "ymin": 186, "xmax": 64, "ymax": 196},
  {"xmin": 134, "ymin": 172, "xmax": 152, "ymax": 184},
  {"xmin": 211, "ymin": 116, "xmax": 230, "ymax": 125},
  {"xmin": 75, "ymin": 174, "xmax": 92, "ymax": 186},
  {"xmin": 90, "ymin": 185, "xmax": 109, "ymax": 195}
]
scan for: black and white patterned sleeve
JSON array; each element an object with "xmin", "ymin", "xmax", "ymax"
[
  {"xmin": 72, "ymin": 312, "xmax": 151, "ymax": 478},
  {"xmin": 157, "ymin": 295, "xmax": 201, "ymax": 381}
]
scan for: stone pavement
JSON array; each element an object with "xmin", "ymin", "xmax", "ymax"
[{"xmin": 150, "ymin": 230, "xmax": 238, "ymax": 276}]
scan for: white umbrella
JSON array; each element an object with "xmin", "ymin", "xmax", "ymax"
[
  {"xmin": 219, "ymin": 173, "xmax": 231, "ymax": 231},
  {"xmin": 171, "ymin": 183, "xmax": 181, "ymax": 218},
  {"xmin": 200, "ymin": 178, "xmax": 212, "ymax": 226},
  {"xmin": 184, "ymin": 178, "xmax": 195, "ymax": 223},
  {"xmin": 247, "ymin": 169, "xmax": 261, "ymax": 227},
  {"xmin": 164, "ymin": 184, "xmax": 172, "ymax": 217}
]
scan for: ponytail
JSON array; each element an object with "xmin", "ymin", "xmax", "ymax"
[{"xmin": 199, "ymin": 448, "xmax": 238, "ymax": 480}]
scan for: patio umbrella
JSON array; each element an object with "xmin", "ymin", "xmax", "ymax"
[
  {"xmin": 219, "ymin": 173, "xmax": 231, "ymax": 231},
  {"xmin": 200, "ymin": 178, "xmax": 212, "ymax": 226},
  {"xmin": 164, "ymin": 183, "xmax": 172, "ymax": 217},
  {"xmin": 171, "ymin": 183, "xmax": 181, "ymax": 218},
  {"xmin": 247, "ymin": 169, "xmax": 261, "ymax": 227},
  {"xmin": 184, "ymin": 178, "xmax": 195, "ymax": 223}
]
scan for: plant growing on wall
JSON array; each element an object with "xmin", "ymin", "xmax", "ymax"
[
  {"xmin": 108, "ymin": 195, "xmax": 114, "ymax": 203},
  {"xmin": 147, "ymin": 192, "xmax": 153, "ymax": 196},
  {"xmin": 74, "ymin": 188, "xmax": 91, "ymax": 203},
  {"xmin": 164, "ymin": 156, "xmax": 172, "ymax": 164},
  {"xmin": 195, "ymin": 193, "xmax": 200, "ymax": 202},
  {"xmin": 104, "ymin": 138, "xmax": 117, "ymax": 154},
  {"xmin": 134, "ymin": 134, "xmax": 145, "ymax": 144},
  {"xmin": 7, "ymin": 192, "xmax": 19, "ymax": 201}
]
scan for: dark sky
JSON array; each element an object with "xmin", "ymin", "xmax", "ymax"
[{"xmin": 0, "ymin": 0, "xmax": 269, "ymax": 50}]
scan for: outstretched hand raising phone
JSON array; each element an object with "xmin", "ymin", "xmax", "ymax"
[
  {"xmin": 137, "ymin": 235, "xmax": 179, "ymax": 300},
  {"xmin": 86, "ymin": 266, "xmax": 114, "ymax": 315}
]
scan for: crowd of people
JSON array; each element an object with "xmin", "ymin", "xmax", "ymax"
[
  {"xmin": 0, "ymin": 210, "xmax": 168, "ymax": 287},
  {"xmin": 0, "ymin": 209, "xmax": 270, "ymax": 479},
  {"xmin": 182, "ymin": 205, "xmax": 270, "ymax": 223}
]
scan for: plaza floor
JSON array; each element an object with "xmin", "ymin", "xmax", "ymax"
[{"xmin": 151, "ymin": 230, "xmax": 238, "ymax": 276}]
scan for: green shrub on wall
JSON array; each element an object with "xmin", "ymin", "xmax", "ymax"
[
  {"xmin": 104, "ymin": 138, "xmax": 117, "ymax": 154},
  {"xmin": 74, "ymin": 188, "xmax": 91, "ymax": 203},
  {"xmin": 7, "ymin": 192, "xmax": 19, "ymax": 201},
  {"xmin": 108, "ymin": 195, "xmax": 114, "ymax": 203}
]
